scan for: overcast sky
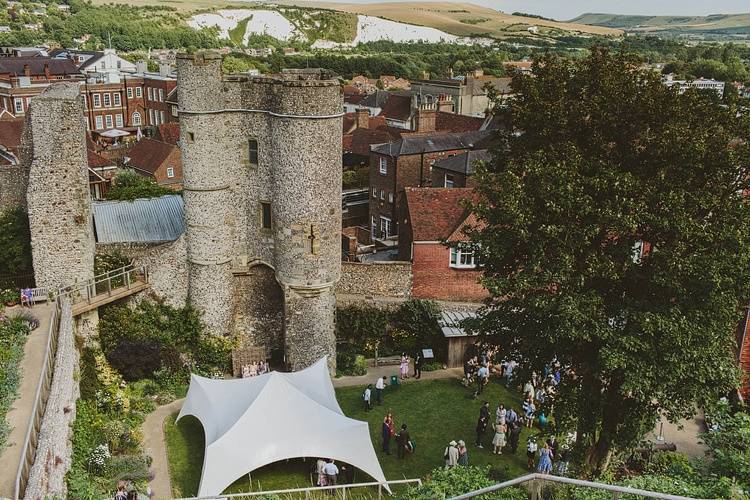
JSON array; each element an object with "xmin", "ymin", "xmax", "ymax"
[{"xmin": 324, "ymin": 0, "xmax": 750, "ymax": 21}]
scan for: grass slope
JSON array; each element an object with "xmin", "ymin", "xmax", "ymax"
[
  {"xmin": 571, "ymin": 12, "xmax": 750, "ymax": 35},
  {"xmin": 165, "ymin": 378, "xmax": 540, "ymax": 498},
  {"xmin": 89, "ymin": 0, "xmax": 621, "ymax": 38}
]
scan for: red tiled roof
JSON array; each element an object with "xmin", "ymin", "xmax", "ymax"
[
  {"xmin": 447, "ymin": 211, "xmax": 485, "ymax": 243},
  {"xmin": 435, "ymin": 111, "xmax": 484, "ymax": 133},
  {"xmin": 156, "ymin": 122, "xmax": 180, "ymax": 145},
  {"xmin": 0, "ymin": 57, "xmax": 78, "ymax": 77},
  {"xmin": 380, "ymin": 94, "xmax": 411, "ymax": 122},
  {"xmin": 88, "ymin": 149, "xmax": 113, "ymax": 169},
  {"xmin": 404, "ymin": 187, "xmax": 476, "ymax": 241},
  {"xmin": 0, "ymin": 119, "xmax": 24, "ymax": 152},
  {"xmin": 126, "ymin": 138, "xmax": 177, "ymax": 175},
  {"xmin": 347, "ymin": 126, "xmax": 402, "ymax": 156}
]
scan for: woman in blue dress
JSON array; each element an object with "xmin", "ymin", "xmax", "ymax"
[{"xmin": 537, "ymin": 443, "xmax": 553, "ymax": 474}]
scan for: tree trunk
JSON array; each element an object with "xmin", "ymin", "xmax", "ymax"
[{"xmin": 583, "ymin": 376, "xmax": 623, "ymax": 476}]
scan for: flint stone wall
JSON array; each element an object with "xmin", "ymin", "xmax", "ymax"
[
  {"xmin": 96, "ymin": 236, "xmax": 188, "ymax": 308},
  {"xmin": 336, "ymin": 261, "xmax": 413, "ymax": 299},
  {"xmin": 24, "ymin": 300, "xmax": 78, "ymax": 500},
  {"xmin": 0, "ymin": 165, "xmax": 26, "ymax": 212}
]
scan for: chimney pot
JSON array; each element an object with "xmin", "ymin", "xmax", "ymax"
[{"xmin": 355, "ymin": 108, "xmax": 369, "ymax": 129}]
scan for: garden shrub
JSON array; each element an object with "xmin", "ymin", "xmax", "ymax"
[
  {"xmin": 645, "ymin": 450, "xmax": 694, "ymax": 477},
  {"xmin": 391, "ymin": 299, "xmax": 446, "ymax": 360},
  {"xmin": 0, "ymin": 205, "xmax": 32, "ymax": 277},
  {"xmin": 335, "ymin": 346, "xmax": 367, "ymax": 376},
  {"xmin": 94, "ymin": 251, "xmax": 132, "ymax": 289},
  {"xmin": 335, "ymin": 304, "xmax": 389, "ymax": 356},
  {"xmin": 398, "ymin": 466, "xmax": 525, "ymax": 499},
  {"xmin": 0, "ymin": 316, "xmax": 30, "ymax": 452},
  {"xmin": 421, "ymin": 361, "xmax": 443, "ymax": 372},
  {"xmin": 98, "ymin": 301, "xmax": 232, "ymax": 381}
]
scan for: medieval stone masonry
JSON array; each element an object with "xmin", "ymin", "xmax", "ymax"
[
  {"xmin": 23, "ymin": 82, "xmax": 95, "ymax": 291},
  {"xmin": 177, "ymin": 51, "xmax": 343, "ymax": 371}
]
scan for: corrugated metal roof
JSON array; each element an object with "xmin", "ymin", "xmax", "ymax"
[
  {"xmin": 93, "ymin": 194, "xmax": 185, "ymax": 244},
  {"xmin": 440, "ymin": 310, "xmax": 477, "ymax": 338}
]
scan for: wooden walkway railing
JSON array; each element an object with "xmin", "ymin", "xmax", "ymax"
[
  {"xmin": 55, "ymin": 264, "xmax": 149, "ymax": 316},
  {"xmin": 13, "ymin": 300, "xmax": 61, "ymax": 500}
]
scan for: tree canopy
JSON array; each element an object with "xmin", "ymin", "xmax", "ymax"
[
  {"xmin": 105, "ymin": 169, "xmax": 174, "ymax": 202},
  {"xmin": 468, "ymin": 48, "xmax": 750, "ymax": 474}
]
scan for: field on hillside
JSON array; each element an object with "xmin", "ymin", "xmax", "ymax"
[
  {"xmin": 572, "ymin": 12, "xmax": 750, "ymax": 35},
  {"xmin": 89, "ymin": 0, "xmax": 622, "ymax": 38}
]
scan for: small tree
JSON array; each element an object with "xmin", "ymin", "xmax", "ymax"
[
  {"xmin": 0, "ymin": 206, "xmax": 32, "ymax": 278},
  {"xmin": 106, "ymin": 169, "xmax": 173, "ymax": 201},
  {"xmin": 469, "ymin": 48, "xmax": 750, "ymax": 474}
]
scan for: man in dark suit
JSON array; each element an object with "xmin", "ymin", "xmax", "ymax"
[
  {"xmin": 396, "ymin": 424, "xmax": 410, "ymax": 458},
  {"xmin": 382, "ymin": 419, "xmax": 391, "ymax": 454},
  {"xmin": 414, "ymin": 351, "xmax": 424, "ymax": 379}
]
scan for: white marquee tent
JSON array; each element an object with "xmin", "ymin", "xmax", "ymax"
[{"xmin": 177, "ymin": 357, "xmax": 389, "ymax": 497}]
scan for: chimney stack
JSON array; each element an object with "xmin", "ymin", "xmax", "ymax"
[
  {"xmin": 355, "ymin": 108, "xmax": 369, "ymax": 129},
  {"xmin": 23, "ymin": 63, "xmax": 30, "ymax": 77},
  {"xmin": 43, "ymin": 62, "xmax": 50, "ymax": 80},
  {"xmin": 415, "ymin": 106, "xmax": 436, "ymax": 133}
]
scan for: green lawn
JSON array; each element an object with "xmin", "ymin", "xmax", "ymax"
[{"xmin": 165, "ymin": 377, "xmax": 543, "ymax": 497}]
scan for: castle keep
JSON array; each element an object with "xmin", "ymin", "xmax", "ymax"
[{"xmin": 177, "ymin": 52, "xmax": 343, "ymax": 370}]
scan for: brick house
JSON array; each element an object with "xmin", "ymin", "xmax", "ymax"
[
  {"xmin": 123, "ymin": 137, "xmax": 182, "ymax": 189},
  {"xmin": 431, "ymin": 149, "xmax": 491, "ymax": 188},
  {"xmin": 368, "ymin": 129, "xmax": 489, "ymax": 239},
  {"xmin": 398, "ymin": 187, "xmax": 487, "ymax": 302},
  {"xmin": 0, "ymin": 57, "xmax": 82, "ymax": 116}
]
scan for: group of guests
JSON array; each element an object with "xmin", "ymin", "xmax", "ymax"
[
  {"xmin": 526, "ymin": 436, "xmax": 570, "ymax": 475},
  {"xmin": 114, "ymin": 482, "xmax": 150, "ymax": 500},
  {"xmin": 442, "ymin": 439, "xmax": 469, "ymax": 468},
  {"xmin": 381, "ymin": 412, "xmax": 413, "ymax": 458},
  {"xmin": 475, "ymin": 402, "xmax": 524, "ymax": 454},
  {"xmin": 241, "ymin": 360, "xmax": 270, "ymax": 378},
  {"xmin": 315, "ymin": 459, "xmax": 356, "ymax": 494}
]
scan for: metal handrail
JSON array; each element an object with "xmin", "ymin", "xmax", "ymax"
[
  {"xmin": 449, "ymin": 473, "xmax": 697, "ymax": 500},
  {"xmin": 174, "ymin": 478, "xmax": 422, "ymax": 500},
  {"xmin": 55, "ymin": 264, "xmax": 147, "ymax": 303},
  {"xmin": 13, "ymin": 299, "xmax": 62, "ymax": 500}
]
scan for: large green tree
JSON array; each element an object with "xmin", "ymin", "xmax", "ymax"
[{"xmin": 468, "ymin": 48, "xmax": 750, "ymax": 475}]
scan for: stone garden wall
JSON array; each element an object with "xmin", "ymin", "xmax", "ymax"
[{"xmin": 336, "ymin": 261, "xmax": 413, "ymax": 299}]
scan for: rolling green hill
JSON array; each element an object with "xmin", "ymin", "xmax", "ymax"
[{"xmin": 570, "ymin": 13, "xmax": 750, "ymax": 37}]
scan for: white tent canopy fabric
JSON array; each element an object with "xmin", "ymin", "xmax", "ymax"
[{"xmin": 177, "ymin": 357, "xmax": 388, "ymax": 497}]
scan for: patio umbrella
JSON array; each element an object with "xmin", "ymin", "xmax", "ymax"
[{"xmin": 99, "ymin": 129, "xmax": 129, "ymax": 138}]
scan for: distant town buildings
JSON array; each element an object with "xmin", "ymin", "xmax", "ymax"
[{"xmin": 662, "ymin": 74, "xmax": 725, "ymax": 98}]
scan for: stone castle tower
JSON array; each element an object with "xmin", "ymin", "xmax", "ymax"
[
  {"xmin": 23, "ymin": 83, "xmax": 95, "ymax": 293},
  {"xmin": 177, "ymin": 51, "xmax": 343, "ymax": 370}
]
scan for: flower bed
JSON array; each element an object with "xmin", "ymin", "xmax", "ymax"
[{"xmin": 0, "ymin": 314, "xmax": 31, "ymax": 452}]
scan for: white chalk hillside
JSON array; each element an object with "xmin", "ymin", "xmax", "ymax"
[
  {"xmin": 189, "ymin": 9, "xmax": 490, "ymax": 46},
  {"xmin": 188, "ymin": 10, "xmax": 305, "ymax": 43}
]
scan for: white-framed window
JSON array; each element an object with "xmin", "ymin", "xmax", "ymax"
[
  {"xmin": 372, "ymin": 187, "xmax": 377, "ymax": 198},
  {"xmin": 388, "ymin": 192, "xmax": 393, "ymax": 203},
  {"xmin": 158, "ymin": 88, "xmax": 164, "ymax": 101},
  {"xmin": 103, "ymin": 93, "xmax": 111, "ymax": 107},
  {"xmin": 149, "ymin": 109, "xmax": 154, "ymax": 124},
  {"xmin": 94, "ymin": 115, "xmax": 103, "ymax": 129},
  {"xmin": 127, "ymin": 87, "xmax": 133, "ymax": 99},
  {"xmin": 92, "ymin": 93, "xmax": 101, "ymax": 108},
  {"xmin": 379, "ymin": 189, "xmax": 384, "ymax": 200},
  {"xmin": 371, "ymin": 215, "xmax": 376, "ymax": 236},
  {"xmin": 444, "ymin": 173, "xmax": 455, "ymax": 188},
  {"xmin": 132, "ymin": 111, "xmax": 141, "ymax": 126},
  {"xmin": 13, "ymin": 97, "xmax": 23, "ymax": 114},
  {"xmin": 450, "ymin": 246, "xmax": 477, "ymax": 269},
  {"xmin": 148, "ymin": 87, "xmax": 154, "ymax": 101},
  {"xmin": 160, "ymin": 111, "xmax": 165, "ymax": 123},
  {"xmin": 115, "ymin": 113, "xmax": 123, "ymax": 127},
  {"xmin": 379, "ymin": 157, "xmax": 387, "ymax": 175},
  {"xmin": 379, "ymin": 216, "xmax": 392, "ymax": 238},
  {"xmin": 105, "ymin": 114, "xmax": 113, "ymax": 128},
  {"xmin": 171, "ymin": 105, "xmax": 178, "ymax": 116},
  {"xmin": 113, "ymin": 93, "xmax": 121, "ymax": 106},
  {"xmin": 135, "ymin": 87, "xmax": 142, "ymax": 98},
  {"xmin": 166, "ymin": 167, "xmax": 175, "ymax": 178}
]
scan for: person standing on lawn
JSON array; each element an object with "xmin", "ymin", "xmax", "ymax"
[
  {"xmin": 537, "ymin": 443, "xmax": 553, "ymax": 474},
  {"xmin": 509, "ymin": 421, "xmax": 522, "ymax": 454},
  {"xmin": 396, "ymin": 424, "xmax": 410, "ymax": 458},
  {"xmin": 323, "ymin": 459, "xmax": 339, "ymax": 495},
  {"xmin": 505, "ymin": 407, "xmax": 518, "ymax": 432},
  {"xmin": 526, "ymin": 438, "xmax": 538, "ymax": 470},
  {"xmin": 363, "ymin": 384, "xmax": 372, "ymax": 411},
  {"xmin": 457, "ymin": 440, "xmax": 469, "ymax": 466},
  {"xmin": 414, "ymin": 350, "xmax": 423, "ymax": 379},
  {"xmin": 495, "ymin": 403, "xmax": 506, "ymax": 425},
  {"xmin": 381, "ymin": 415, "xmax": 392, "ymax": 454},
  {"xmin": 475, "ymin": 403, "xmax": 490, "ymax": 448},
  {"xmin": 444, "ymin": 440, "xmax": 459, "ymax": 469},
  {"xmin": 476, "ymin": 363, "xmax": 489, "ymax": 395},
  {"xmin": 491, "ymin": 420, "xmax": 507, "ymax": 454},
  {"xmin": 375, "ymin": 376, "xmax": 386, "ymax": 405}
]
